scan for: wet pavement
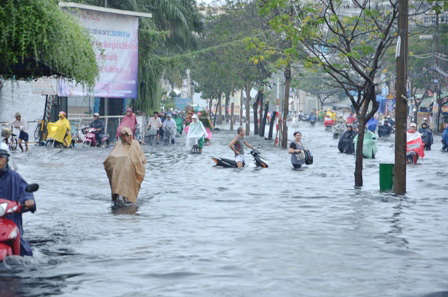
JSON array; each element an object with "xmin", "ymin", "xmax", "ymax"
[{"xmin": 1, "ymin": 122, "xmax": 448, "ymax": 297}]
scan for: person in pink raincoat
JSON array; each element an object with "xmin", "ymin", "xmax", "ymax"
[{"xmin": 116, "ymin": 108, "xmax": 137, "ymax": 139}]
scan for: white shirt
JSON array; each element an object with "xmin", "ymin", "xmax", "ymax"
[
  {"xmin": 148, "ymin": 117, "xmax": 162, "ymax": 131},
  {"xmin": 8, "ymin": 118, "xmax": 28, "ymax": 133}
]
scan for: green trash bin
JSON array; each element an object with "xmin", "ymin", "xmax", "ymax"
[{"xmin": 379, "ymin": 163, "xmax": 394, "ymax": 192}]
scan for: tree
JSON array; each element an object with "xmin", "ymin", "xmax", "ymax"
[
  {"xmin": 258, "ymin": 0, "xmax": 403, "ymax": 187},
  {"xmin": 292, "ymin": 70, "xmax": 344, "ymax": 110},
  {"xmin": 191, "ymin": 2, "xmax": 271, "ymax": 134},
  {"xmin": 0, "ymin": 0, "xmax": 98, "ymax": 85}
]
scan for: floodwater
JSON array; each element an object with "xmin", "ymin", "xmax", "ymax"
[{"xmin": 1, "ymin": 123, "xmax": 448, "ymax": 297}]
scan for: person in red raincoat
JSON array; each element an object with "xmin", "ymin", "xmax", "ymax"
[{"xmin": 406, "ymin": 123, "xmax": 425, "ymax": 164}]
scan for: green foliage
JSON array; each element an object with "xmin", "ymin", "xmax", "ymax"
[
  {"xmin": 190, "ymin": 2, "xmax": 271, "ymax": 103},
  {"xmin": 0, "ymin": 0, "xmax": 98, "ymax": 85}
]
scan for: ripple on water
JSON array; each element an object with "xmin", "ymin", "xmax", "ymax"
[{"xmin": 3, "ymin": 124, "xmax": 448, "ymax": 297}]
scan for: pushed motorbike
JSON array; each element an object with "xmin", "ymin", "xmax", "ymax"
[
  {"xmin": 82, "ymin": 128, "xmax": 110, "ymax": 148},
  {"xmin": 212, "ymin": 149, "xmax": 269, "ymax": 168},
  {"xmin": 0, "ymin": 184, "xmax": 38, "ymax": 262}
]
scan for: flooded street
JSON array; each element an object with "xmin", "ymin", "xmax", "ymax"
[{"xmin": 1, "ymin": 123, "xmax": 448, "ymax": 297}]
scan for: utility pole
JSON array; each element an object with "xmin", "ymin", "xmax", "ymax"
[{"xmin": 394, "ymin": 0, "xmax": 409, "ymax": 195}]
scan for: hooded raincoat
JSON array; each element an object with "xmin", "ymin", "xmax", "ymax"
[
  {"xmin": 116, "ymin": 109, "xmax": 137, "ymax": 138},
  {"xmin": 338, "ymin": 128, "xmax": 357, "ymax": 154},
  {"xmin": 104, "ymin": 137, "xmax": 147, "ymax": 204},
  {"xmin": 47, "ymin": 117, "xmax": 72, "ymax": 147},
  {"xmin": 186, "ymin": 116, "xmax": 208, "ymax": 149},
  {"xmin": 407, "ymin": 130, "xmax": 425, "ymax": 159},
  {"xmin": 0, "ymin": 166, "xmax": 35, "ymax": 256},
  {"xmin": 162, "ymin": 118, "xmax": 177, "ymax": 139},
  {"xmin": 442, "ymin": 126, "xmax": 448, "ymax": 150},
  {"xmin": 418, "ymin": 125, "xmax": 433, "ymax": 149},
  {"xmin": 354, "ymin": 129, "xmax": 378, "ymax": 159}
]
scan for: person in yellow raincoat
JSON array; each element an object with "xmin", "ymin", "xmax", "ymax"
[
  {"xmin": 46, "ymin": 111, "xmax": 72, "ymax": 147},
  {"xmin": 104, "ymin": 127, "xmax": 147, "ymax": 205}
]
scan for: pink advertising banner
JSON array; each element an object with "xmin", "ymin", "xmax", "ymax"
[{"xmin": 59, "ymin": 8, "xmax": 139, "ymax": 98}]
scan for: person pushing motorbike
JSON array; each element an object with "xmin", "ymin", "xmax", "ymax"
[
  {"xmin": 0, "ymin": 148, "xmax": 36, "ymax": 256},
  {"xmin": 229, "ymin": 127, "xmax": 254, "ymax": 168}
]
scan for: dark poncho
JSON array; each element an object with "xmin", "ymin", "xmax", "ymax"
[
  {"xmin": 0, "ymin": 166, "xmax": 36, "ymax": 256},
  {"xmin": 378, "ymin": 124, "xmax": 392, "ymax": 137},
  {"xmin": 418, "ymin": 127, "xmax": 433, "ymax": 147},
  {"xmin": 338, "ymin": 130, "xmax": 358, "ymax": 154}
]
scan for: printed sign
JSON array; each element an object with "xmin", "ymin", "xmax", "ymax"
[
  {"xmin": 59, "ymin": 8, "xmax": 139, "ymax": 98},
  {"xmin": 32, "ymin": 78, "xmax": 58, "ymax": 95}
]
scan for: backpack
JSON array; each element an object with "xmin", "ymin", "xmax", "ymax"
[{"xmin": 304, "ymin": 150, "xmax": 313, "ymax": 165}]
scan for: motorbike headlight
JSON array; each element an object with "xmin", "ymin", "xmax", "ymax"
[
  {"xmin": 8, "ymin": 227, "xmax": 19, "ymax": 240},
  {"xmin": 7, "ymin": 205, "xmax": 18, "ymax": 213},
  {"xmin": 0, "ymin": 203, "xmax": 7, "ymax": 217}
]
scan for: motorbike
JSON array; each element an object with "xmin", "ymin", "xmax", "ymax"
[
  {"xmin": 0, "ymin": 184, "xmax": 39, "ymax": 262},
  {"xmin": 324, "ymin": 119, "xmax": 335, "ymax": 131},
  {"xmin": 212, "ymin": 149, "xmax": 269, "ymax": 168},
  {"xmin": 82, "ymin": 128, "xmax": 110, "ymax": 148}
]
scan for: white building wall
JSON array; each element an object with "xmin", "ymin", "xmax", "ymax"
[{"xmin": 0, "ymin": 80, "xmax": 47, "ymax": 140}]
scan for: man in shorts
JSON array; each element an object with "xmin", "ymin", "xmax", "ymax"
[
  {"xmin": 229, "ymin": 127, "xmax": 254, "ymax": 168},
  {"xmin": 8, "ymin": 112, "xmax": 29, "ymax": 152}
]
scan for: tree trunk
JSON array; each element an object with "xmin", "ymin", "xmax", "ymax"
[
  {"xmin": 225, "ymin": 93, "xmax": 230, "ymax": 123},
  {"xmin": 245, "ymin": 83, "xmax": 251, "ymax": 136},
  {"xmin": 240, "ymin": 90, "xmax": 243, "ymax": 127},
  {"xmin": 268, "ymin": 111, "xmax": 276, "ymax": 140},
  {"xmin": 394, "ymin": 0, "xmax": 409, "ymax": 195},
  {"xmin": 253, "ymin": 90, "xmax": 262, "ymax": 135},
  {"xmin": 218, "ymin": 96, "xmax": 223, "ymax": 125},
  {"xmin": 230, "ymin": 102, "xmax": 234, "ymax": 131},
  {"xmin": 437, "ymin": 104, "xmax": 442, "ymax": 132},
  {"xmin": 260, "ymin": 100, "xmax": 269, "ymax": 137},
  {"xmin": 282, "ymin": 64, "xmax": 291, "ymax": 149},
  {"xmin": 354, "ymin": 117, "xmax": 365, "ymax": 188},
  {"xmin": 259, "ymin": 91, "xmax": 264, "ymax": 135}
]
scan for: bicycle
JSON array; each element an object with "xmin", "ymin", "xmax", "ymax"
[{"xmin": 1, "ymin": 125, "xmax": 18, "ymax": 151}]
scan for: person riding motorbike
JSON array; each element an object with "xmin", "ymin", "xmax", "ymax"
[
  {"xmin": 47, "ymin": 111, "xmax": 72, "ymax": 147},
  {"xmin": 186, "ymin": 114, "xmax": 208, "ymax": 153},
  {"xmin": 308, "ymin": 113, "xmax": 317, "ymax": 126},
  {"xmin": 338, "ymin": 125, "xmax": 357, "ymax": 154},
  {"xmin": 418, "ymin": 122, "xmax": 433, "ymax": 151},
  {"xmin": 406, "ymin": 123, "xmax": 424, "ymax": 164},
  {"xmin": 0, "ymin": 148, "xmax": 36, "ymax": 256},
  {"xmin": 333, "ymin": 121, "xmax": 346, "ymax": 139},
  {"xmin": 90, "ymin": 113, "xmax": 104, "ymax": 146},
  {"xmin": 378, "ymin": 120, "xmax": 393, "ymax": 138}
]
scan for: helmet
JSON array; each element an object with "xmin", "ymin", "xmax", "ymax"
[
  {"xmin": 58, "ymin": 111, "xmax": 66, "ymax": 117},
  {"xmin": 15, "ymin": 112, "xmax": 21, "ymax": 117},
  {"xmin": 93, "ymin": 112, "xmax": 100, "ymax": 117},
  {"xmin": 0, "ymin": 149, "xmax": 10, "ymax": 158}
]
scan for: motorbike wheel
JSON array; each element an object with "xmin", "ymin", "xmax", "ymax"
[
  {"xmin": 9, "ymin": 138, "xmax": 18, "ymax": 151},
  {"xmin": 46, "ymin": 140, "xmax": 55, "ymax": 148},
  {"xmin": 103, "ymin": 140, "xmax": 110, "ymax": 148},
  {"xmin": 82, "ymin": 141, "xmax": 91, "ymax": 148}
]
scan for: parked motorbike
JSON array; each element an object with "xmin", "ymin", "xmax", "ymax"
[
  {"xmin": 82, "ymin": 128, "xmax": 110, "ymax": 148},
  {"xmin": 0, "ymin": 184, "xmax": 38, "ymax": 262},
  {"xmin": 212, "ymin": 149, "xmax": 269, "ymax": 168}
]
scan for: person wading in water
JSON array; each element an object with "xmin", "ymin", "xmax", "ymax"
[{"xmin": 229, "ymin": 127, "xmax": 254, "ymax": 168}]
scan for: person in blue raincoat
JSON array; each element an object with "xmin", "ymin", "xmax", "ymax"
[
  {"xmin": 442, "ymin": 124, "xmax": 448, "ymax": 152},
  {"xmin": 0, "ymin": 148, "xmax": 36, "ymax": 256},
  {"xmin": 366, "ymin": 117, "xmax": 378, "ymax": 133}
]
